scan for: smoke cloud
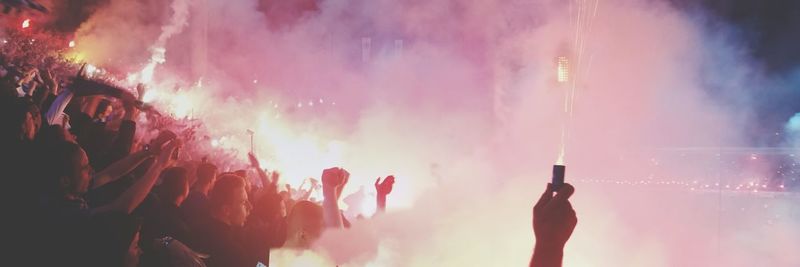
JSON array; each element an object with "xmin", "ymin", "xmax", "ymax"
[{"xmin": 69, "ymin": 0, "xmax": 799, "ymax": 266}]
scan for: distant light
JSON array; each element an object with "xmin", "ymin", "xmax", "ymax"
[
  {"xmin": 557, "ymin": 56, "xmax": 569, "ymax": 83},
  {"xmin": 68, "ymin": 40, "xmax": 76, "ymax": 48},
  {"xmin": 22, "ymin": 19, "xmax": 30, "ymax": 29},
  {"xmin": 253, "ymin": 79, "xmax": 258, "ymax": 84},
  {"xmin": 85, "ymin": 64, "xmax": 98, "ymax": 76}
]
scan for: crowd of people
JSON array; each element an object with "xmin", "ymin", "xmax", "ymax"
[{"xmin": 1, "ymin": 28, "xmax": 578, "ymax": 267}]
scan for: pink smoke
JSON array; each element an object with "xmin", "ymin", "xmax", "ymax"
[{"xmin": 70, "ymin": 0, "xmax": 799, "ymax": 266}]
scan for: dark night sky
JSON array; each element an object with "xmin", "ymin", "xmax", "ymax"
[
  {"xmin": 668, "ymin": 0, "xmax": 800, "ymax": 144},
  {"xmin": 671, "ymin": 0, "xmax": 800, "ymax": 72}
]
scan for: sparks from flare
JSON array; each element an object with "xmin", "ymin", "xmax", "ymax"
[
  {"xmin": 21, "ymin": 19, "xmax": 30, "ymax": 29},
  {"xmin": 555, "ymin": 0, "xmax": 601, "ymax": 166}
]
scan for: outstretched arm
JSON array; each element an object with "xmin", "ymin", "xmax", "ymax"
[
  {"xmin": 530, "ymin": 183, "xmax": 577, "ymax": 267},
  {"xmin": 375, "ymin": 175, "xmax": 395, "ymax": 213},
  {"xmin": 93, "ymin": 140, "xmax": 180, "ymax": 215},
  {"xmin": 322, "ymin": 167, "xmax": 349, "ymax": 228},
  {"xmin": 92, "ymin": 150, "xmax": 154, "ymax": 189},
  {"xmin": 248, "ymin": 153, "xmax": 275, "ymax": 192}
]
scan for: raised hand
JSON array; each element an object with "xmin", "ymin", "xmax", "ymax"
[
  {"xmin": 374, "ymin": 175, "xmax": 395, "ymax": 213},
  {"xmin": 322, "ymin": 167, "xmax": 349, "ymax": 199},
  {"xmin": 41, "ymin": 68, "xmax": 58, "ymax": 94},
  {"xmin": 149, "ymin": 130, "xmax": 177, "ymax": 155},
  {"xmin": 123, "ymin": 99, "xmax": 140, "ymax": 121},
  {"xmin": 322, "ymin": 168, "xmax": 348, "ymax": 188},
  {"xmin": 136, "ymin": 83, "xmax": 147, "ymax": 101},
  {"xmin": 375, "ymin": 175, "xmax": 395, "ymax": 196},
  {"xmin": 533, "ymin": 183, "xmax": 576, "ymax": 247},
  {"xmin": 157, "ymin": 139, "xmax": 182, "ymax": 167},
  {"xmin": 19, "ymin": 68, "xmax": 38, "ymax": 84},
  {"xmin": 321, "ymin": 167, "xmax": 350, "ymax": 228},
  {"xmin": 531, "ymin": 183, "xmax": 577, "ymax": 267}
]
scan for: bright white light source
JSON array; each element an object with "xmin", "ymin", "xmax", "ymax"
[
  {"xmin": 557, "ymin": 56, "xmax": 569, "ymax": 83},
  {"xmin": 85, "ymin": 64, "xmax": 98, "ymax": 76}
]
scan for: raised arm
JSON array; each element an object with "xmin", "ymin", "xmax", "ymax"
[
  {"xmin": 321, "ymin": 167, "xmax": 349, "ymax": 228},
  {"xmin": 102, "ymin": 101, "xmax": 139, "ymax": 164},
  {"xmin": 92, "ymin": 139, "xmax": 181, "ymax": 215},
  {"xmin": 375, "ymin": 175, "xmax": 395, "ymax": 214},
  {"xmin": 530, "ymin": 183, "xmax": 577, "ymax": 267},
  {"xmin": 91, "ymin": 150, "xmax": 154, "ymax": 189},
  {"xmin": 248, "ymin": 152, "xmax": 274, "ymax": 192},
  {"xmin": 298, "ymin": 179, "xmax": 317, "ymax": 201}
]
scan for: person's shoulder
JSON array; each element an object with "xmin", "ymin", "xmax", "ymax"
[
  {"xmin": 188, "ymin": 215, "xmax": 225, "ymax": 250},
  {"xmin": 182, "ymin": 193, "xmax": 207, "ymax": 213}
]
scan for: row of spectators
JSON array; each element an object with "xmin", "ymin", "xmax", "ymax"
[{"xmin": 1, "ymin": 28, "xmax": 576, "ymax": 267}]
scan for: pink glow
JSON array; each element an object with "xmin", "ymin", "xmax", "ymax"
[{"xmin": 70, "ymin": 0, "xmax": 799, "ymax": 266}]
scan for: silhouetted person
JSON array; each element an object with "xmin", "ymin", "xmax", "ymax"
[
  {"xmin": 38, "ymin": 139, "xmax": 179, "ymax": 266},
  {"xmin": 192, "ymin": 174, "xmax": 270, "ymax": 267},
  {"xmin": 140, "ymin": 167, "xmax": 202, "ymax": 267},
  {"xmin": 183, "ymin": 162, "xmax": 217, "ymax": 224}
]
